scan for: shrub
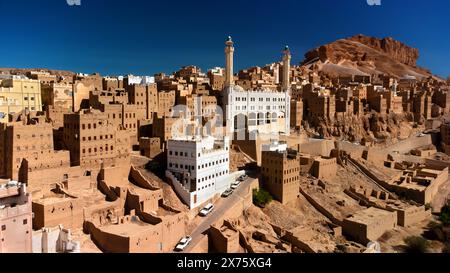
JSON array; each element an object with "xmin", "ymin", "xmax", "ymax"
[
  {"xmin": 439, "ymin": 201, "xmax": 450, "ymax": 227},
  {"xmin": 146, "ymin": 161, "xmax": 163, "ymax": 176},
  {"xmin": 253, "ymin": 188, "xmax": 273, "ymax": 208},
  {"xmin": 427, "ymin": 221, "xmax": 442, "ymax": 230},
  {"xmin": 442, "ymin": 242, "xmax": 450, "ymax": 253},
  {"xmin": 404, "ymin": 236, "xmax": 430, "ymax": 253}
]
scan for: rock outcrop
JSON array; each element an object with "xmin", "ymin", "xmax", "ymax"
[
  {"xmin": 304, "ymin": 112, "xmax": 423, "ymax": 146},
  {"xmin": 348, "ymin": 35, "xmax": 419, "ymax": 67},
  {"xmin": 302, "ymin": 34, "xmax": 432, "ymax": 79}
]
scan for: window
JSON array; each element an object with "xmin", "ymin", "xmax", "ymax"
[
  {"xmin": 1, "ymin": 225, "xmax": 5, "ymax": 231},
  {"xmin": 23, "ymin": 219, "xmax": 27, "ymax": 225}
]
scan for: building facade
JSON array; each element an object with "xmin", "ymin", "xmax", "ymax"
[
  {"xmin": 41, "ymin": 83, "xmax": 73, "ymax": 111},
  {"xmin": 222, "ymin": 37, "xmax": 291, "ymax": 136},
  {"xmin": 0, "ymin": 115, "xmax": 55, "ymax": 181},
  {"xmin": 0, "ymin": 181, "xmax": 33, "ymax": 253},
  {"xmin": 166, "ymin": 136, "xmax": 231, "ymax": 209},
  {"xmin": 261, "ymin": 142, "xmax": 300, "ymax": 204},
  {"xmin": 63, "ymin": 109, "xmax": 130, "ymax": 168},
  {"xmin": 0, "ymin": 77, "xmax": 43, "ymax": 123}
]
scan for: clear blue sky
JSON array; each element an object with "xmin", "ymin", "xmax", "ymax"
[{"xmin": 1, "ymin": 0, "xmax": 449, "ymax": 77}]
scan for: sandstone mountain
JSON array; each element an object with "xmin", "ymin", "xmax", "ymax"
[
  {"xmin": 301, "ymin": 34, "xmax": 435, "ymax": 80},
  {"xmin": 0, "ymin": 68, "xmax": 75, "ymax": 78}
]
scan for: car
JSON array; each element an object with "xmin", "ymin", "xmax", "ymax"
[
  {"xmin": 231, "ymin": 181, "xmax": 241, "ymax": 190},
  {"xmin": 175, "ymin": 236, "xmax": 192, "ymax": 251},
  {"xmin": 199, "ymin": 203, "xmax": 214, "ymax": 216},
  {"xmin": 239, "ymin": 174, "xmax": 248, "ymax": 181},
  {"xmin": 222, "ymin": 188, "xmax": 233, "ymax": 198}
]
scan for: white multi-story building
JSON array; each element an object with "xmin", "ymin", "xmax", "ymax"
[
  {"xmin": 222, "ymin": 37, "xmax": 291, "ymax": 136},
  {"xmin": 125, "ymin": 75, "xmax": 155, "ymax": 85},
  {"xmin": 262, "ymin": 140, "xmax": 288, "ymax": 153},
  {"xmin": 208, "ymin": 67, "xmax": 224, "ymax": 76},
  {"xmin": 166, "ymin": 135, "xmax": 232, "ymax": 209}
]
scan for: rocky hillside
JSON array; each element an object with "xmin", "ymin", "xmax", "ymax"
[
  {"xmin": 302, "ymin": 34, "xmax": 434, "ymax": 80},
  {"xmin": 0, "ymin": 68, "xmax": 76, "ymax": 78},
  {"xmin": 303, "ymin": 112, "xmax": 424, "ymax": 146}
]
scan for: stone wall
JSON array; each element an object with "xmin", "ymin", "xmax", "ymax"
[{"xmin": 298, "ymin": 140, "xmax": 335, "ymax": 157}]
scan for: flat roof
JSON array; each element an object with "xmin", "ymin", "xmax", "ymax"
[
  {"xmin": 100, "ymin": 219, "xmax": 152, "ymax": 237},
  {"xmin": 33, "ymin": 196, "xmax": 76, "ymax": 205},
  {"xmin": 346, "ymin": 207, "xmax": 394, "ymax": 225},
  {"xmin": 419, "ymin": 168, "xmax": 442, "ymax": 175}
]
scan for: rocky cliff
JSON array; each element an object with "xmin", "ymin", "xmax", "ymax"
[
  {"xmin": 348, "ymin": 35, "xmax": 419, "ymax": 67},
  {"xmin": 302, "ymin": 34, "xmax": 432, "ymax": 79},
  {"xmin": 304, "ymin": 112, "xmax": 424, "ymax": 146}
]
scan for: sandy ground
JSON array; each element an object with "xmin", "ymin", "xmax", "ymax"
[
  {"xmin": 71, "ymin": 228, "xmax": 102, "ymax": 253},
  {"xmin": 378, "ymin": 217, "xmax": 445, "ymax": 253}
]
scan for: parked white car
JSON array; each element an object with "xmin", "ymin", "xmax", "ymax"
[
  {"xmin": 231, "ymin": 181, "xmax": 241, "ymax": 190},
  {"xmin": 175, "ymin": 236, "xmax": 192, "ymax": 251},
  {"xmin": 199, "ymin": 203, "xmax": 214, "ymax": 216},
  {"xmin": 222, "ymin": 188, "xmax": 233, "ymax": 198}
]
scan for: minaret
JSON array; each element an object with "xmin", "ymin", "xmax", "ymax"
[
  {"xmin": 274, "ymin": 63, "xmax": 280, "ymax": 85},
  {"xmin": 282, "ymin": 46, "xmax": 292, "ymax": 137},
  {"xmin": 282, "ymin": 45, "xmax": 291, "ymax": 92},
  {"xmin": 225, "ymin": 36, "xmax": 235, "ymax": 87}
]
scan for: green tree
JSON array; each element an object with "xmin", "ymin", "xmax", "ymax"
[{"xmin": 253, "ymin": 188, "xmax": 273, "ymax": 208}]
